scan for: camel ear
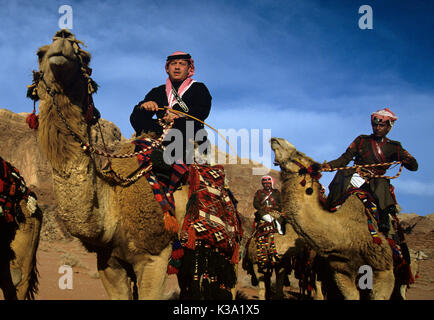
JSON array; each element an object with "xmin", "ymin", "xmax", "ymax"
[
  {"xmin": 79, "ymin": 49, "xmax": 91, "ymax": 66},
  {"xmin": 36, "ymin": 45, "xmax": 50, "ymax": 63}
]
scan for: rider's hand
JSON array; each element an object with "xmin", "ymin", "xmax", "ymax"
[
  {"xmin": 321, "ymin": 162, "xmax": 332, "ymax": 171},
  {"xmin": 140, "ymin": 101, "xmax": 159, "ymax": 112},
  {"xmin": 163, "ymin": 111, "xmax": 180, "ymax": 123}
]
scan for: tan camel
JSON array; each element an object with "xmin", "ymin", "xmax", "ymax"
[
  {"xmin": 5, "ymin": 200, "xmax": 41, "ymax": 300},
  {"xmin": 271, "ymin": 137, "xmax": 395, "ymax": 300},
  {"xmin": 243, "ymin": 222, "xmax": 297, "ymax": 300},
  {"xmin": 243, "ymin": 222, "xmax": 323, "ymax": 300},
  {"xmin": 31, "ymin": 29, "xmax": 190, "ymax": 299},
  {"xmin": 0, "ymin": 158, "xmax": 41, "ymax": 300}
]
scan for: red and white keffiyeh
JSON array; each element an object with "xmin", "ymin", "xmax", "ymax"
[{"xmin": 371, "ymin": 108, "xmax": 398, "ymax": 126}]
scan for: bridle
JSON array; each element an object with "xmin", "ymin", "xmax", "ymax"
[
  {"xmin": 274, "ymin": 158, "xmax": 322, "ymax": 196},
  {"xmin": 275, "ymin": 156, "xmax": 403, "ymax": 197}
]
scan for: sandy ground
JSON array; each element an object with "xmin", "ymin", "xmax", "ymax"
[{"xmin": 4, "ymin": 239, "xmax": 430, "ymax": 300}]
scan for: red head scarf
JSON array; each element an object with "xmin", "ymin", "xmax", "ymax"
[
  {"xmin": 371, "ymin": 108, "xmax": 398, "ymax": 127},
  {"xmin": 261, "ymin": 175, "xmax": 275, "ymax": 189}
]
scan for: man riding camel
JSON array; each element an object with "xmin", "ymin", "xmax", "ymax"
[
  {"xmin": 322, "ymin": 108, "xmax": 418, "ymax": 236},
  {"xmin": 253, "ymin": 175, "xmax": 286, "ymax": 235},
  {"xmin": 130, "ymin": 51, "xmax": 212, "ymax": 182}
]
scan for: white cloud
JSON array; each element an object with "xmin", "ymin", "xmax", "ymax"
[{"xmin": 393, "ymin": 179, "xmax": 434, "ymax": 196}]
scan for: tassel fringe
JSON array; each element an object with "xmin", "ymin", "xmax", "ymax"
[{"xmin": 163, "ymin": 211, "xmax": 179, "ymax": 233}]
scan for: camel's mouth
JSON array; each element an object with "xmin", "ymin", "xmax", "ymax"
[
  {"xmin": 270, "ymin": 138, "xmax": 283, "ymax": 165},
  {"xmin": 48, "ymin": 53, "xmax": 74, "ymax": 65}
]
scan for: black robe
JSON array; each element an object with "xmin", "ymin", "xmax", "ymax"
[{"xmin": 130, "ymin": 81, "xmax": 212, "ymax": 163}]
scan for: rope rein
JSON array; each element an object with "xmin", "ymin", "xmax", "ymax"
[{"xmin": 321, "ymin": 161, "xmax": 403, "ymax": 180}]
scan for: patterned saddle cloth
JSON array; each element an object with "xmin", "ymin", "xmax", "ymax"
[
  {"xmin": 0, "ymin": 156, "xmax": 33, "ymax": 223},
  {"xmin": 180, "ymin": 164, "xmax": 243, "ymax": 262},
  {"xmin": 133, "ymin": 139, "xmax": 189, "ymax": 233}
]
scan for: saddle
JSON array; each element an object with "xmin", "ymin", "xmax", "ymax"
[
  {"xmin": 0, "ymin": 157, "xmax": 34, "ymax": 223},
  {"xmin": 132, "ymin": 140, "xmax": 243, "ymax": 291}
]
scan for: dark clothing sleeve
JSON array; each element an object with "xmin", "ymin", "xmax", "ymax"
[
  {"xmin": 130, "ymin": 82, "xmax": 212, "ymax": 138},
  {"xmin": 130, "ymin": 86, "xmax": 166, "ymax": 136},
  {"xmin": 395, "ymin": 142, "xmax": 418, "ymax": 171},
  {"xmin": 253, "ymin": 191, "xmax": 261, "ymax": 211},
  {"xmin": 172, "ymin": 82, "xmax": 211, "ymax": 121},
  {"xmin": 327, "ymin": 136, "xmax": 361, "ymax": 169}
]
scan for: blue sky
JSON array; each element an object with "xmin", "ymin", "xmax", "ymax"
[{"xmin": 1, "ymin": 0, "xmax": 433, "ymax": 215}]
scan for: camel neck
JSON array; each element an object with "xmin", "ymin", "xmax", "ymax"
[{"xmin": 282, "ymin": 172, "xmax": 340, "ymax": 253}]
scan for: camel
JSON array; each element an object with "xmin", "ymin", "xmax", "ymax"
[
  {"xmin": 1, "ymin": 200, "xmax": 41, "ymax": 300},
  {"xmin": 243, "ymin": 222, "xmax": 323, "ymax": 300},
  {"xmin": 293, "ymin": 244, "xmax": 324, "ymax": 300},
  {"xmin": 271, "ymin": 137, "xmax": 395, "ymax": 300},
  {"xmin": 243, "ymin": 221, "xmax": 297, "ymax": 300},
  {"xmin": 0, "ymin": 158, "xmax": 41, "ymax": 300},
  {"xmin": 30, "ymin": 29, "xmax": 193, "ymax": 299}
]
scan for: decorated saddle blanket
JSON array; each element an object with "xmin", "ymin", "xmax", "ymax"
[
  {"xmin": 254, "ymin": 221, "xmax": 280, "ymax": 271},
  {"xmin": 0, "ymin": 157, "xmax": 32, "ymax": 222},
  {"xmin": 134, "ymin": 140, "xmax": 243, "ymax": 259},
  {"xmin": 133, "ymin": 139, "xmax": 188, "ymax": 232},
  {"xmin": 179, "ymin": 164, "xmax": 243, "ymax": 263}
]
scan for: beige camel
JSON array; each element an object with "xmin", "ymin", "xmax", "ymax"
[
  {"xmin": 243, "ymin": 222, "xmax": 323, "ymax": 300},
  {"xmin": 271, "ymin": 137, "xmax": 395, "ymax": 300},
  {"xmin": 243, "ymin": 222, "xmax": 297, "ymax": 300},
  {"xmin": 32, "ymin": 29, "xmax": 190, "ymax": 299},
  {"xmin": 0, "ymin": 158, "xmax": 41, "ymax": 300},
  {"xmin": 6, "ymin": 200, "xmax": 41, "ymax": 300}
]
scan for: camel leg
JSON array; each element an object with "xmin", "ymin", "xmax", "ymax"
[
  {"xmin": 399, "ymin": 285, "xmax": 407, "ymax": 300},
  {"xmin": 97, "ymin": 251, "xmax": 132, "ymax": 300},
  {"xmin": 312, "ymin": 279, "xmax": 324, "ymax": 300},
  {"xmin": 252, "ymin": 264, "xmax": 266, "ymax": 300},
  {"xmin": 274, "ymin": 267, "xmax": 286, "ymax": 299},
  {"xmin": 231, "ymin": 263, "xmax": 238, "ymax": 300},
  {"xmin": 134, "ymin": 246, "xmax": 172, "ymax": 300},
  {"xmin": 370, "ymin": 270, "xmax": 394, "ymax": 300},
  {"xmin": 334, "ymin": 272, "xmax": 359, "ymax": 300},
  {"xmin": 0, "ymin": 263, "xmax": 17, "ymax": 300}
]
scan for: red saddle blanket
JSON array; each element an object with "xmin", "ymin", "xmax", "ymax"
[
  {"xmin": 180, "ymin": 164, "xmax": 243, "ymax": 263},
  {"xmin": 0, "ymin": 156, "xmax": 32, "ymax": 222}
]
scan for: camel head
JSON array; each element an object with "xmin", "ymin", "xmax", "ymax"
[
  {"xmin": 271, "ymin": 137, "xmax": 320, "ymax": 174},
  {"xmin": 35, "ymin": 29, "xmax": 92, "ymax": 95},
  {"xmin": 271, "ymin": 137, "xmax": 299, "ymax": 172}
]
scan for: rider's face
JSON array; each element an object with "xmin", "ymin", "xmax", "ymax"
[
  {"xmin": 166, "ymin": 59, "xmax": 190, "ymax": 82},
  {"xmin": 371, "ymin": 121, "xmax": 391, "ymax": 138},
  {"xmin": 263, "ymin": 182, "xmax": 272, "ymax": 190}
]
